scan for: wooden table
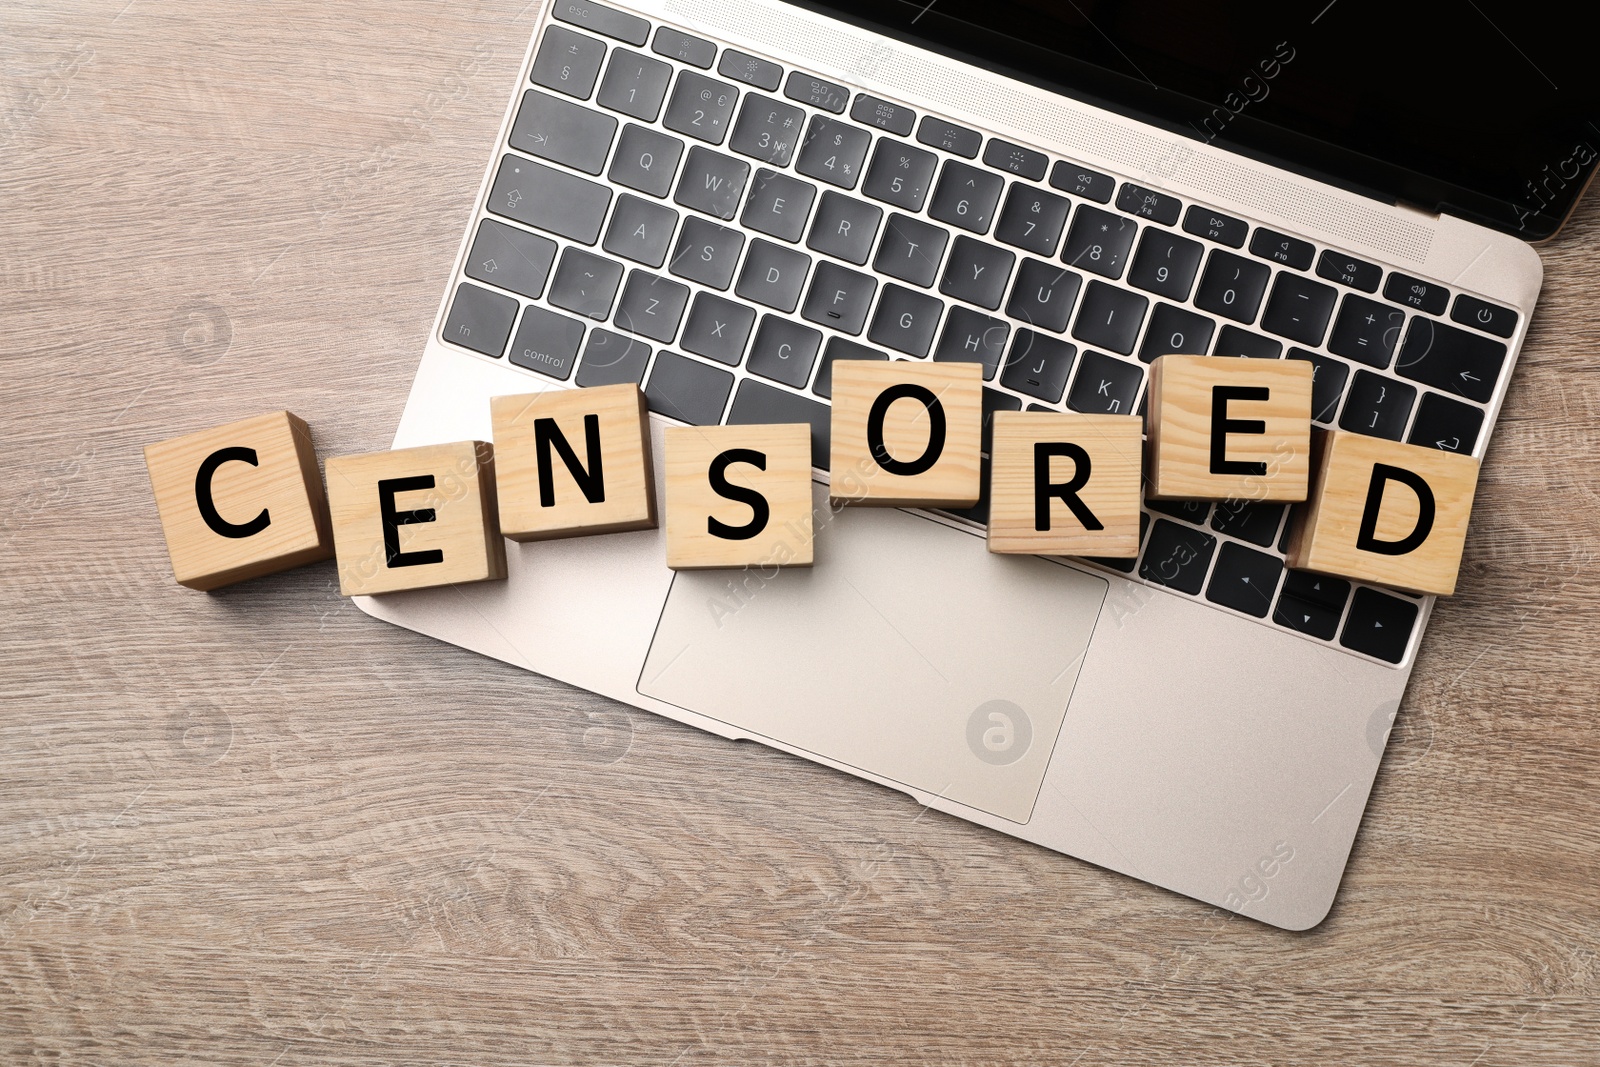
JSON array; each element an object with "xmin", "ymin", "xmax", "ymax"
[{"xmin": 4, "ymin": 2, "xmax": 1597, "ymax": 1062}]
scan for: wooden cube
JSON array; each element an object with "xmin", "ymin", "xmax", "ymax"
[
  {"xmin": 664, "ymin": 424, "xmax": 814, "ymax": 570},
  {"xmin": 829, "ymin": 360, "xmax": 983, "ymax": 507},
  {"xmin": 490, "ymin": 383, "xmax": 656, "ymax": 541},
  {"xmin": 1286, "ymin": 430, "xmax": 1480, "ymax": 596},
  {"xmin": 325, "ymin": 441, "xmax": 507, "ymax": 596},
  {"xmin": 143, "ymin": 411, "xmax": 332, "ymax": 591},
  {"xmin": 1146, "ymin": 354, "xmax": 1313, "ymax": 502},
  {"xmin": 987, "ymin": 411, "xmax": 1143, "ymax": 556}
]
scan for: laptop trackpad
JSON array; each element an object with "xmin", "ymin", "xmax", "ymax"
[{"xmin": 638, "ymin": 497, "xmax": 1107, "ymax": 823}]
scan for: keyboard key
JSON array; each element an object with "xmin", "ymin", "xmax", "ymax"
[
  {"xmin": 980, "ymin": 388, "xmax": 1023, "ymax": 452},
  {"xmin": 651, "ymin": 26, "xmax": 715, "ymax": 69},
  {"xmin": 1117, "ymin": 183, "xmax": 1181, "ymax": 225},
  {"xmin": 1287, "ymin": 348, "xmax": 1349, "ymax": 424},
  {"xmin": 1067, "ymin": 350, "xmax": 1142, "ymax": 415},
  {"xmin": 1140, "ymin": 519, "xmax": 1216, "ymax": 595},
  {"xmin": 718, "ymin": 49, "xmax": 781, "ymax": 91},
  {"xmin": 551, "ymin": 0, "xmax": 648, "ymax": 46},
  {"xmin": 614, "ymin": 270, "xmax": 689, "ymax": 342},
  {"xmin": 507, "ymin": 304, "xmax": 584, "ymax": 380},
  {"xmin": 603, "ymin": 193, "xmax": 678, "ymax": 267},
  {"xmin": 1209, "ymin": 499, "xmax": 1285, "ymax": 548},
  {"xmin": 489, "ymin": 155, "xmax": 610, "ymax": 244},
  {"xmin": 1249, "ymin": 228, "xmax": 1313, "ymax": 270},
  {"xmin": 673, "ymin": 145, "xmax": 750, "ymax": 219},
  {"xmin": 1395, "ymin": 318, "xmax": 1507, "ymax": 403},
  {"xmin": 1339, "ymin": 587, "xmax": 1418, "ymax": 663},
  {"xmin": 663, "ymin": 71, "xmax": 739, "ymax": 144},
  {"xmin": 464, "ymin": 218, "xmax": 556, "ymax": 299},
  {"xmin": 1061, "ymin": 205, "xmax": 1138, "ymax": 279},
  {"xmin": 1451, "ymin": 294, "xmax": 1518, "ymax": 338},
  {"xmin": 862, "ymin": 139, "xmax": 938, "ymax": 212},
  {"xmin": 929, "ymin": 161, "xmax": 1005, "ymax": 234},
  {"xmin": 807, "ymin": 191, "xmax": 883, "ymax": 265},
  {"xmin": 851, "ymin": 94, "xmax": 914, "ymax": 136},
  {"xmin": 680, "ymin": 292, "xmax": 756, "ymax": 365},
  {"xmin": 442, "ymin": 282, "xmax": 517, "ymax": 357},
  {"xmin": 1338, "ymin": 369, "xmax": 1416, "ymax": 440},
  {"xmin": 1006, "ymin": 259, "xmax": 1081, "ymax": 333},
  {"xmin": 577, "ymin": 327, "xmax": 650, "ymax": 386},
  {"xmin": 983, "ymin": 138, "xmax": 1048, "ymax": 181},
  {"xmin": 668, "ymin": 215, "xmax": 744, "ymax": 289},
  {"xmin": 874, "ymin": 213, "xmax": 950, "ymax": 288},
  {"xmin": 747, "ymin": 315, "xmax": 821, "ymax": 387},
  {"xmin": 1384, "ymin": 272, "xmax": 1448, "ymax": 315},
  {"xmin": 1260, "ymin": 273, "xmax": 1336, "ymax": 347},
  {"xmin": 802, "ymin": 261, "xmax": 877, "ymax": 335},
  {"xmin": 994, "ymin": 185, "xmax": 1071, "ymax": 256},
  {"xmin": 510, "ymin": 89, "xmax": 618, "ymax": 175},
  {"xmin": 728, "ymin": 378, "xmax": 832, "ymax": 468},
  {"xmin": 934, "ymin": 306, "xmax": 1009, "ymax": 380},
  {"xmin": 1212, "ymin": 326, "xmax": 1280, "ymax": 359},
  {"xmin": 783, "ymin": 70, "xmax": 849, "ymax": 114},
  {"xmin": 1274, "ymin": 571, "xmax": 1349, "ymax": 641},
  {"xmin": 1138, "ymin": 303, "xmax": 1215, "ymax": 363},
  {"xmin": 1193, "ymin": 249, "xmax": 1270, "ymax": 324},
  {"xmin": 1072, "ymin": 281, "xmax": 1147, "ymax": 356},
  {"xmin": 609, "ymin": 124, "xmax": 684, "ymax": 197},
  {"xmin": 1128, "ymin": 229, "xmax": 1203, "ymax": 301},
  {"xmin": 532, "ymin": 26, "xmax": 607, "ymax": 99},
  {"xmin": 1049, "ymin": 160, "xmax": 1115, "ymax": 202},
  {"xmin": 645, "ymin": 350, "xmax": 734, "ymax": 425},
  {"xmin": 548, "ymin": 247, "xmax": 625, "ymax": 319},
  {"xmin": 813, "ymin": 337, "xmax": 887, "ymax": 399},
  {"xmin": 1316, "ymin": 249, "xmax": 1382, "ymax": 292},
  {"xmin": 940, "ymin": 236, "xmax": 1016, "ymax": 310},
  {"xmin": 736, "ymin": 239, "xmax": 811, "ymax": 312},
  {"xmin": 729, "ymin": 94, "xmax": 804, "ymax": 166},
  {"xmin": 1182, "ymin": 205, "xmax": 1248, "ymax": 248},
  {"xmin": 1001, "ymin": 330, "xmax": 1075, "ymax": 403},
  {"xmin": 740, "ymin": 169, "xmax": 817, "ymax": 242},
  {"xmin": 1205, "ymin": 542, "xmax": 1283, "ymax": 617},
  {"xmin": 916, "ymin": 116, "xmax": 982, "ymax": 158},
  {"xmin": 796, "ymin": 115, "xmax": 871, "ymax": 188},
  {"xmin": 597, "ymin": 49, "xmax": 672, "ymax": 121},
  {"xmin": 1407, "ymin": 391, "xmax": 1484, "ymax": 454},
  {"xmin": 1328, "ymin": 293, "xmax": 1404, "ymax": 368},
  {"xmin": 868, "ymin": 284, "xmax": 944, "ymax": 357}
]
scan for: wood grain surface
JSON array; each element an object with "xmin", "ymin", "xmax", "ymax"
[{"xmin": 3, "ymin": 2, "xmax": 1598, "ymax": 1063}]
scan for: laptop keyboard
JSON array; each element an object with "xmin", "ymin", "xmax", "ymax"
[{"xmin": 439, "ymin": 1, "xmax": 1521, "ymax": 666}]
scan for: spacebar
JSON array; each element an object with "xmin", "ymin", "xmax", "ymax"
[{"xmin": 726, "ymin": 379, "xmax": 830, "ymax": 469}]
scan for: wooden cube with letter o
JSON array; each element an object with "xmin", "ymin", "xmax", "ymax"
[
  {"xmin": 987, "ymin": 411, "xmax": 1143, "ymax": 557},
  {"xmin": 829, "ymin": 360, "xmax": 983, "ymax": 508},
  {"xmin": 664, "ymin": 424, "xmax": 814, "ymax": 570}
]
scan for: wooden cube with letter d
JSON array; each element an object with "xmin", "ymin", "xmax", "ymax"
[
  {"xmin": 829, "ymin": 360, "xmax": 983, "ymax": 508},
  {"xmin": 987, "ymin": 411, "xmax": 1143, "ymax": 557},
  {"xmin": 664, "ymin": 424, "xmax": 814, "ymax": 570}
]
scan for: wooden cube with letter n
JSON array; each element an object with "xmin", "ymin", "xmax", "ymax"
[
  {"xmin": 1287, "ymin": 430, "xmax": 1480, "ymax": 596},
  {"xmin": 143, "ymin": 410, "xmax": 332, "ymax": 591},
  {"xmin": 829, "ymin": 360, "xmax": 982, "ymax": 507},
  {"xmin": 987, "ymin": 411, "xmax": 1143, "ymax": 556},
  {"xmin": 1146, "ymin": 354, "xmax": 1313, "ymax": 502},
  {"xmin": 664, "ymin": 424, "xmax": 813, "ymax": 570},
  {"xmin": 490, "ymin": 383, "xmax": 656, "ymax": 541},
  {"xmin": 325, "ymin": 441, "xmax": 506, "ymax": 596}
]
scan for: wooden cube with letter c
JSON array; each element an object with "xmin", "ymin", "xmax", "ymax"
[
  {"xmin": 1287, "ymin": 429, "xmax": 1480, "ymax": 596},
  {"xmin": 143, "ymin": 410, "xmax": 333, "ymax": 591},
  {"xmin": 664, "ymin": 424, "xmax": 814, "ymax": 570},
  {"xmin": 1146, "ymin": 354, "xmax": 1314, "ymax": 502},
  {"xmin": 828, "ymin": 360, "xmax": 982, "ymax": 508},
  {"xmin": 325, "ymin": 441, "xmax": 507, "ymax": 596},
  {"xmin": 490, "ymin": 383, "xmax": 656, "ymax": 541},
  {"xmin": 987, "ymin": 411, "xmax": 1143, "ymax": 556}
]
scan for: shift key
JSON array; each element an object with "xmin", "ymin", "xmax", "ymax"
[{"xmin": 488, "ymin": 154, "xmax": 611, "ymax": 245}]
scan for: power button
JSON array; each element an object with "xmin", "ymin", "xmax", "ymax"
[{"xmin": 1450, "ymin": 293, "xmax": 1518, "ymax": 339}]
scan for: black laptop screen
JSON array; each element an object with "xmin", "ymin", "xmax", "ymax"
[{"xmin": 791, "ymin": 0, "xmax": 1597, "ymax": 239}]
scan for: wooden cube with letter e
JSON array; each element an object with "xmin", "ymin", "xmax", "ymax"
[
  {"xmin": 1287, "ymin": 430, "xmax": 1480, "ymax": 596},
  {"xmin": 326, "ymin": 441, "xmax": 506, "ymax": 596},
  {"xmin": 490, "ymin": 383, "xmax": 656, "ymax": 541},
  {"xmin": 987, "ymin": 411, "xmax": 1143, "ymax": 557},
  {"xmin": 1146, "ymin": 354, "xmax": 1313, "ymax": 502},
  {"xmin": 829, "ymin": 360, "xmax": 982, "ymax": 508},
  {"xmin": 143, "ymin": 410, "xmax": 332, "ymax": 591},
  {"xmin": 664, "ymin": 424, "xmax": 814, "ymax": 570}
]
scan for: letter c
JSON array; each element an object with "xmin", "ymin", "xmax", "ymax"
[{"xmin": 195, "ymin": 446, "xmax": 270, "ymax": 538}]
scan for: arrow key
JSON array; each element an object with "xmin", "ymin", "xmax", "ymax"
[
  {"xmin": 1206, "ymin": 542, "xmax": 1284, "ymax": 617},
  {"xmin": 1406, "ymin": 391, "xmax": 1484, "ymax": 455},
  {"xmin": 1273, "ymin": 570, "xmax": 1350, "ymax": 640},
  {"xmin": 1340, "ymin": 587, "xmax": 1419, "ymax": 664}
]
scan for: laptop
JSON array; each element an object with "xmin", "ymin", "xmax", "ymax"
[{"xmin": 358, "ymin": 0, "xmax": 1594, "ymax": 928}]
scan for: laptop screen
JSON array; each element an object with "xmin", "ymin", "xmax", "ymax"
[{"xmin": 793, "ymin": 0, "xmax": 1597, "ymax": 240}]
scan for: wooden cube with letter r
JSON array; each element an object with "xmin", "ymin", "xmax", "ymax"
[
  {"xmin": 829, "ymin": 360, "xmax": 983, "ymax": 508},
  {"xmin": 987, "ymin": 411, "xmax": 1143, "ymax": 556},
  {"xmin": 664, "ymin": 424, "xmax": 814, "ymax": 570},
  {"xmin": 326, "ymin": 441, "xmax": 506, "ymax": 596}
]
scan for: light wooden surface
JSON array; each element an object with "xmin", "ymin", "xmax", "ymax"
[{"xmin": 2, "ymin": 2, "xmax": 1598, "ymax": 1063}]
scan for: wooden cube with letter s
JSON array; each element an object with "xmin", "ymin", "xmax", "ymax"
[{"xmin": 664, "ymin": 424, "xmax": 814, "ymax": 570}]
